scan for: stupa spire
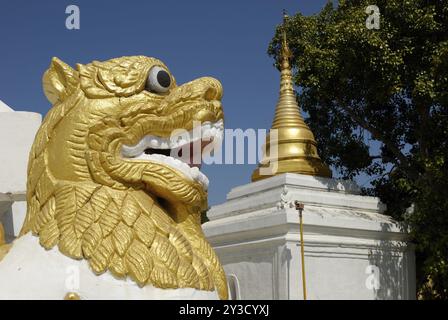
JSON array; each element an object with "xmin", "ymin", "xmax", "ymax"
[
  {"xmin": 251, "ymin": 11, "xmax": 332, "ymax": 181},
  {"xmin": 271, "ymin": 12, "xmax": 306, "ymax": 129}
]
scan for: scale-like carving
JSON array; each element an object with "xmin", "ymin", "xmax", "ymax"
[{"xmin": 15, "ymin": 55, "xmax": 227, "ymax": 299}]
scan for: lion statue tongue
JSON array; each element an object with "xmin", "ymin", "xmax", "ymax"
[{"xmin": 0, "ymin": 56, "xmax": 228, "ymax": 300}]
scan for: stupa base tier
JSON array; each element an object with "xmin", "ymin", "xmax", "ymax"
[{"xmin": 204, "ymin": 173, "xmax": 416, "ymax": 300}]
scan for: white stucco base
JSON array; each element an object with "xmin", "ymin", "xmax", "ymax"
[
  {"xmin": 0, "ymin": 102, "xmax": 41, "ymax": 194},
  {"xmin": 0, "ymin": 233, "xmax": 219, "ymax": 300},
  {"xmin": 0, "ymin": 195, "xmax": 27, "ymax": 243},
  {"xmin": 203, "ymin": 173, "xmax": 416, "ymax": 300}
]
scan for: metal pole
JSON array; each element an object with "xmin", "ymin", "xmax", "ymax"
[{"xmin": 295, "ymin": 201, "xmax": 307, "ymax": 300}]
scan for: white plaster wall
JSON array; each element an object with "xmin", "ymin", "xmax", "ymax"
[
  {"xmin": 0, "ymin": 101, "xmax": 42, "ymax": 241},
  {"xmin": 0, "ymin": 100, "xmax": 13, "ymax": 112},
  {"xmin": 211, "ymin": 235, "xmax": 415, "ymax": 300},
  {"xmin": 0, "ymin": 233, "xmax": 219, "ymax": 300},
  {"xmin": 0, "ymin": 106, "xmax": 41, "ymax": 193}
]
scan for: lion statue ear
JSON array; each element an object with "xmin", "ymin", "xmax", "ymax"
[{"xmin": 42, "ymin": 57, "xmax": 79, "ymax": 104}]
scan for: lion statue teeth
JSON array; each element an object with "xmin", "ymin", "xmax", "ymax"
[{"xmin": 0, "ymin": 56, "xmax": 228, "ymax": 300}]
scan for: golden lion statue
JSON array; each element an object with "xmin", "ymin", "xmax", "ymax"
[{"xmin": 0, "ymin": 56, "xmax": 227, "ymax": 299}]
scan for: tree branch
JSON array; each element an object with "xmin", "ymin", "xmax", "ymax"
[{"xmin": 338, "ymin": 103, "xmax": 418, "ymax": 180}]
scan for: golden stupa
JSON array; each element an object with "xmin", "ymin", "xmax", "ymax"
[{"xmin": 251, "ymin": 14, "xmax": 332, "ymax": 182}]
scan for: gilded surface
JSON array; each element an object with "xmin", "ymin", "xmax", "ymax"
[
  {"xmin": 0, "ymin": 222, "xmax": 4, "ymax": 245},
  {"xmin": 0, "ymin": 242, "xmax": 10, "ymax": 263},
  {"xmin": 19, "ymin": 55, "xmax": 227, "ymax": 299},
  {"xmin": 252, "ymin": 15, "xmax": 331, "ymax": 181},
  {"xmin": 64, "ymin": 292, "xmax": 81, "ymax": 300}
]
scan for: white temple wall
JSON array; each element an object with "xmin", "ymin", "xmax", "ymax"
[
  {"xmin": 212, "ymin": 224, "xmax": 416, "ymax": 300},
  {"xmin": 0, "ymin": 100, "xmax": 41, "ymax": 241}
]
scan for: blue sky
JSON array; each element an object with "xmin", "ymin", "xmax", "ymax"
[{"xmin": 0, "ymin": 0, "xmax": 340, "ymax": 205}]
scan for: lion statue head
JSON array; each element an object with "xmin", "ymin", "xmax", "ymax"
[{"xmin": 19, "ymin": 56, "xmax": 227, "ymax": 299}]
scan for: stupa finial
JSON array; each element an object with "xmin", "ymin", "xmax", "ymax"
[{"xmin": 251, "ymin": 12, "xmax": 332, "ymax": 181}]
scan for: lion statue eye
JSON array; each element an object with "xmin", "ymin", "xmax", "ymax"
[{"xmin": 145, "ymin": 66, "xmax": 171, "ymax": 93}]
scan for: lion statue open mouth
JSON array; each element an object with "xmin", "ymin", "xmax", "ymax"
[{"xmin": 0, "ymin": 55, "xmax": 227, "ymax": 299}]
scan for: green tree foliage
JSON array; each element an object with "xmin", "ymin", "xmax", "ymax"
[{"xmin": 268, "ymin": 0, "xmax": 448, "ymax": 299}]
